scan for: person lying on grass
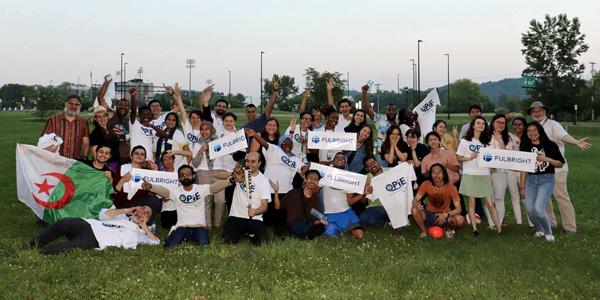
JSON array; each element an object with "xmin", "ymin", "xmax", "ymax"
[
  {"xmin": 411, "ymin": 164, "xmax": 465, "ymax": 239},
  {"xmin": 141, "ymin": 164, "xmax": 234, "ymax": 248},
  {"xmin": 29, "ymin": 206, "xmax": 158, "ymax": 255}
]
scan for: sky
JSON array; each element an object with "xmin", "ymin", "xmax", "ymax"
[{"xmin": 1, "ymin": 0, "xmax": 599, "ymax": 104}]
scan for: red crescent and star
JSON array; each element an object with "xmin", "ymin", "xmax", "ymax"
[{"xmin": 32, "ymin": 172, "xmax": 75, "ymax": 209}]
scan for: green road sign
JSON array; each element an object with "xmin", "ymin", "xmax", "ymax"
[{"xmin": 522, "ymin": 75, "xmax": 536, "ymax": 88}]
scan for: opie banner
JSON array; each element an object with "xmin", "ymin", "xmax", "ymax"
[
  {"xmin": 477, "ymin": 148, "xmax": 537, "ymax": 173},
  {"xmin": 368, "ymin": 163, "xmax": 416, "ymax": 229},
  {"xmin": 125, "ymin": 168, "xmax": 180, "ymax": 199},
  {"xmin": 413, "ymin": 88, "xmax": 441, "ymax": 142},
  {"xmin": 307, "ymin": 131, "xmax": 357, "ymax": 151},
  {"xmin": 209, "ymin": 129, "xmax": 248, "ymax": 159},
  {"xmin": 309, "ymin": 163, "xmax": 366, "ymax": 194}
]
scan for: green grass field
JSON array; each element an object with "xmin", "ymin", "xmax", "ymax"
[{"xmin": 1, "ymin": 111, "xmax": 599, "ymax": 299}]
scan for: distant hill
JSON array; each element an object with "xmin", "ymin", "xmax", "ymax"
[{"xmin": 479, "ymin": 78, "xmax": 527, "ymax": 102}]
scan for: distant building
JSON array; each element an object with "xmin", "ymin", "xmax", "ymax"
[{"xmin": 115, "ymin": 79, "xmax": 157, "ymax": 103}]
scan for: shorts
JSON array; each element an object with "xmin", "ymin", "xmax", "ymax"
[
  {"xmin": 424, "ymin": 210, "xmax": 449, "ymax": 228},
  {"xmin": 323, "ymin": 209, "xmax": 363, "ymax": 237}
]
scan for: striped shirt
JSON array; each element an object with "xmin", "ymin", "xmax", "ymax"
[{"xmin": 42, "ymin": 113, "xmax": 89, "ymax": 159}]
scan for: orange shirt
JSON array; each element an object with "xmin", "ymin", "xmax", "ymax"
[{"xmin": 417, "ymin": 180, "xmax": 460, "ymax": 213}]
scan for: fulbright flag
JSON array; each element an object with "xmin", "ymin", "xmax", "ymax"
[
  {"xmin": 209, "ymin": 129, "xmax": 248, "ymax": 159},
  {"xmin": 412, "ymin": 88, "xmax": 441, "ymax": 142},
  {"xmin": 307, "ymin": 131, "xmax": 357, "ymax": 151},
  {"xmin": 16, "ymin": 144, "xmax": 114, "ymax": 224},
  {"xmin": 477, "ymin": 148, "xmax": 537, "ymax": 172},
  {"xmin": 309, "ymin": 162, "xmax": 367, "ymax": 194}
]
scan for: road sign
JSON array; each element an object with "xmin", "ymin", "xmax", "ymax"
[{"xmin": 522, "ymin": 76, "xmax": 536, "ymax": 88}]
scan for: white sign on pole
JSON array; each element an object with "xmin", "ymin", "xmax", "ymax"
[
  {"xmin": 208, "ymin": 129, "xmax": 248, "ymax": 159},
  {"xmin": 309, "ymin": 163, "xmax": 367, "ymax": 194},
  {"xmin": 307, "ymin": 131, "xmax": 357, "ymax": 151}
]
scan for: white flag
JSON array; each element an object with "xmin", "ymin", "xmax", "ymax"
[
  {"xmin": 307, "ymin": 131, "xmax": 357, "ymax": 151},
  {"xmin": 209, "ymin": 129, "xmax": 248, "ymax": 159},
  {"xmin": 93, "ymin": 76, "xmax": 116, "ymax": 109},
  {"xmin": 477, "ymin": 148, "xmax": 537, "ymax": 173},
  {"xmin": 309, "ymin": 163, "xmax": 367, "ymax": 194},
  {"xmin": 368, "ymin": 163, "xmax": 416, "ymax": 229},
  {"xmin": 413, "ymin": 89, "xmax": 441, "ymax": 142}
]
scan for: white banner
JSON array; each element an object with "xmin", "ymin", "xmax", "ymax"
[
  {"xmin": 309, "ymin": 163, "xmax": 367, "ymax": 194},
  {"xmin": 209, "ymin": 129, "xmax": 248, "ymax": 159},
  {"xmin": 307, "ymin": 131, "xmax": 357, "ymax": 151},
  {"xmin": 477, "ymin": 148, "xmax": 537, "ymax": 173},
  {"xmin": 124, "ymin": 168, "xmax": 180, "ymax": 199},
  {"xmin": 368, "ymin": 163, "xmax": 416, "ymax": 229},
  {"xmin": 413, "ymin": 88, "xmax": 441, "ymax": 142}
]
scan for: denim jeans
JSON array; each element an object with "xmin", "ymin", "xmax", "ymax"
[
  {"xmin": 525, "ymin": 173, "xmax": 555, "ymax": 235},
  {"xmin": 165, "ymin": 227, "xmax": 210, "ymax": 247},
  {"xmin": 359, "ymin": 206, "xmax": 390, "ymax": 227}
]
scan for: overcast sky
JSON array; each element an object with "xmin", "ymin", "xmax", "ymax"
[{"xmin": 1, "ymin": 0, "xmax": 598, "ymax": 103}]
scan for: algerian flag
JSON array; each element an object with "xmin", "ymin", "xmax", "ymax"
[
  {"xmin": 16, "ymin": 144, "xmax": 114, "ymax": 224},
  {"xmin": 412, "ymin": 88, "xmax": 441, "ymax": 143}
]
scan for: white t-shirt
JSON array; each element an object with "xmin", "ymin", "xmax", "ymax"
[
  {"xmin": 151, "ymin": 112, "xmax": 168, "ymax": 131},
  {"xmin": 284, "ymin": 126, "xmax": 310, "ymax": 163},
  {"xmin": 459, "ymin": 123, "xmax": 470, "ymax": 140},
  {"xmin": 335, "ymin": 115, "xmax": 352, "ymax": 132},
  {"xmin": 323, "ymin": 186, "xmax": 349, "ymax": 214},
  {"xmin": 368, "ymin": 163, "xmax": 416, "ymax": 229},
  {"xmin": 457, "ymin": 138, "xmax": 490, "ymax": 176},
  {"xmin": 211, "ymin": 112, "xmax": 225, "ymax": 137},
  {"xmin": 540, "ymin": 118, "xmax": 569, "ymax": 171},
  {"xmin": 130, "ymin": 119, "xmax": 156, "ymax": 162},
  {"xmin": 399, "ymin": 124, "xmax": 411, "ymax": 139},
  {"xmin": 262, "ymin": 145, "xmax": 303, "ymax": 193},
  {"xmin": 229, "ymin": 172, "xmax": 272, "ymax": 221},
  {"xmin": 317, "ymin": 128, "xmax": 343, "ymax": 163},
  {"xmin": 214, "ymin": 130, "xmax": 237, "ymax": 172},
  {"xmin": 182, "ymin": 120, "xmax": 201, "ymax": 153},
  {"xmin": 168, "ymin": 184, "xmax": 211, "ymax": 228},
  {"xmin": 85, "ymin": 209, "xmax": 159, "ymax": 250}
]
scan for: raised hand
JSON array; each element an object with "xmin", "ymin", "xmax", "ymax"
[
  {"xmin": 141, "ymin": 179, "xmax": 152, "ymax": 190},
  {"xmin": 303, "ymin": 89, "xmax": 310, "ymax": 98},
  {"xmin": 129, "ymin": 87, "xmax": 137, "ymax": 98},
  {"xmin": 272, "ymin": 75, "xmax": 280, "ymax": 91},
  {"xmin": 244, "ymin": 128, "xmax": 256, "ymax": 138},
  {"xmin": 326, "ymin": 78, "xmax": 334, "ymax": 91},
  {"xmin": 289, "ymin": 116, "xmax": 297, "ymax": 133},
  {"xmin": 361, "ymin": 84, "xmax": 369, "ymax": 94},
  {"xmin": 163, "ymin": 83, "xmax": 174, "ymax": 96}
]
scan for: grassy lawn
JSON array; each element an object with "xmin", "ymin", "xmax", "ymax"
[{"xmin": 1, "ymin": 111, "xmax": 599, "ymax": 299}]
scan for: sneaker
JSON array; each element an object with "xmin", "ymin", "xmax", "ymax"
[
  {"xmin": 488, "ymin": 226, "xmax": 497, "ymax": 231},
  {"xmin": 545, "ymin": 235, "xmax": 555, "ymax": 242},
  {"xmin": 534, "ymin": 231, "xmax": 545, "ymax": 238},
  {"xmin": 418, "ymin": 232, "xmax": 428, "ymax": 239},
  {"xmin": 445, "ymin": 230, "xmax": 456, "ymax": 239},
  {"xmin": 472, "ymin": 230, "xmax": 479, "ymax": 236}
]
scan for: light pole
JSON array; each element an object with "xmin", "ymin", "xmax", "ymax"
[
  {"xmin": 445, "ymin": 53, "xmax": 450, "ymax": 119},
  {"xmin": 410, "ymin": 59, "xmax": 416, "ymax": 104},
  {"xmin": 186, "ymin": 59, "xmax": 196, "ymax": 107},
  {"xmin": 124, "ymin": 62, "xmax": 128, "ymax": 83},
  {"xmin": 89, "ymin": 71, "xmax": 93, "ymax": 105},
  {"xmin": 591, "ymin": 62, "xmax": 596, "ymax": 120},
  {"xmin": 137, "ymin": 67, "xmax": 143, "ymax": 80},
  {"xmin": 417, "ymin": 40, "xmax": 423, "ymax": 99},
  {"xmin": 120, "ymin": 53, "xmax": 125, "ymax": 98},
  {"xmin": 260, "ymin": 51, "xmax": 264, "ymax": 114},
  {"xmin": 347, "ymin": 72, "xmax": 350, "ymax": 98},
  {"xmin": 374, "ymin": 83, "xmax": 381, "ymax": 113},
  {"xmin": 76, "ymin": 77, "xmax": 80, "ymax": 95},
  {"xmin": 397, "ymin": 74, "xmax": 400, "ymax": 107},
  {"xmin": 228, "ymin": 70, "xmax": 232, "ymax": 101}
]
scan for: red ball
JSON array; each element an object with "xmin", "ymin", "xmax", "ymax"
[{"xmin": 428, "ymin": 226, "xmax": 444, "ymax": 238}]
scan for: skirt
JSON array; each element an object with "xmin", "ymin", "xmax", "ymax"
[{"xmin": 459, "ymin": 174, "xmax": 493, "ymax": 198}]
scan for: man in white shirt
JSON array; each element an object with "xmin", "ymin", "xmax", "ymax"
[
  {"xmin": 129, "ymin": 88, "xmax": 165, "ymax": 162},
  {"xmin": 143, "ymin": 165, "xmax": 232, "ymax": 247},
  {"xmin": 222, "ymin": 152, "xmax": 272, "ymax": 245},
  {"xmin": 325, "ymin": 78, "xmax": 353, "ymax": 132},
  {"xmin": 29, "ymin": 206, "xmax": 159, "ymax": 255},
  {"xmin": 528, "ymin": 101, "xmax": 592, "ymax": 234}
]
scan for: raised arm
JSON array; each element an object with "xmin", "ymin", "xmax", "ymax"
[
  {"xmin": 299, "ymin": 89, "xmax": 310, "ymax": 112},
  {"xmin": 562, "ymin": 135, "xmax": 592, "ymax": 151},
  {"xmin": 171, "ymin": 83, "xmax": 187, "ymax": 125},
  {"xmin": 362, "ymin": 84, "xmax": 375, "ymax": 120},
  {"xmin": 97, "ymin": 75, "xmax": 112, "ymax": 111},
  {"xmin": 245, "ymin": 128, "xmax": 269, "ymax": 150},
  {"xmin": 326, "ymin": 78, "xmax": 335, "ymax": 108},
  {"xmin": 209, "ymin": 178, "xmax": 233, "ymax": 194},
  {"xmin": 129, "ymin": 87, "xmax": 137, "ymax": 125},
  {"xmin": 198, "ymin": 84, "xmax": 214, "ymax": 115},
  {"xmin": 264, "ymin": 76, "xmax": 279, "ymax": 118}
]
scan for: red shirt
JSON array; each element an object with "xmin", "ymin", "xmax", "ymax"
[{"xmin": 42, "ymin": 113, "xmax": 89, "ymax": 160}]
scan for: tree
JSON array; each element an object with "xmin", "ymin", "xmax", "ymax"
[
  {"xmin": 263, "ymin": 75, "xmax": 299, "ymax": 111},
  {"xmin": 521, "ymin": 14, "xmax": 589, "ymax": 119},
  {"xmin": 32, "ymin": 86, "xmax": 62, "ymax": 120},
  {"xmin": 446, "ymin": 79, "xmax": 496, "ymax": 113},
  {"xmin": 0, "ymin": 84, "xmax": 35, "ymax": 108},
  {"xmin": 304, "ymin": 68, "xmax": 346, "ymax": 107}
]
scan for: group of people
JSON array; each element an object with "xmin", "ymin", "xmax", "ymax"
[{"xmin": 30, "ymin": 74, "xmax": 592, "ymax": 255}]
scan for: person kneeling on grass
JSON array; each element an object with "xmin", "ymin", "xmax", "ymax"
[
  {"xmin": 271, "ymin": 169, "xmax": 327, "ymax": 240},
  {"xmin": 411, "ymin": 164, "xmax": 465, "ymax": 239},
  {"xmin": 322, "ymin": 152, "xmax": 366, "ymax": 239},
  {"xmin": 141, "ymin": 164, "xmax": 233, "ymax": 248},
  {"xmin": 29, "ymin": 206, "xmax": 158, "ymax": 255}
]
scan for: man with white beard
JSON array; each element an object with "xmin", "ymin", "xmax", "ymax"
[{"xmin": 42, "ymin": 94, "xmax": 90, "ymax": 160}]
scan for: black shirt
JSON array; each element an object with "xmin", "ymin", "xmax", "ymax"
[
  {"xmin": 521, "ymin": 141, "xmax": 565, "ymax": 175},
  {"xmin": 407, "ymin": 143, "xmax": 430, "ymax": 184},
  {"xmin": 80, "ymin": 159, "xmax": 113, "ymax": 173}
]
